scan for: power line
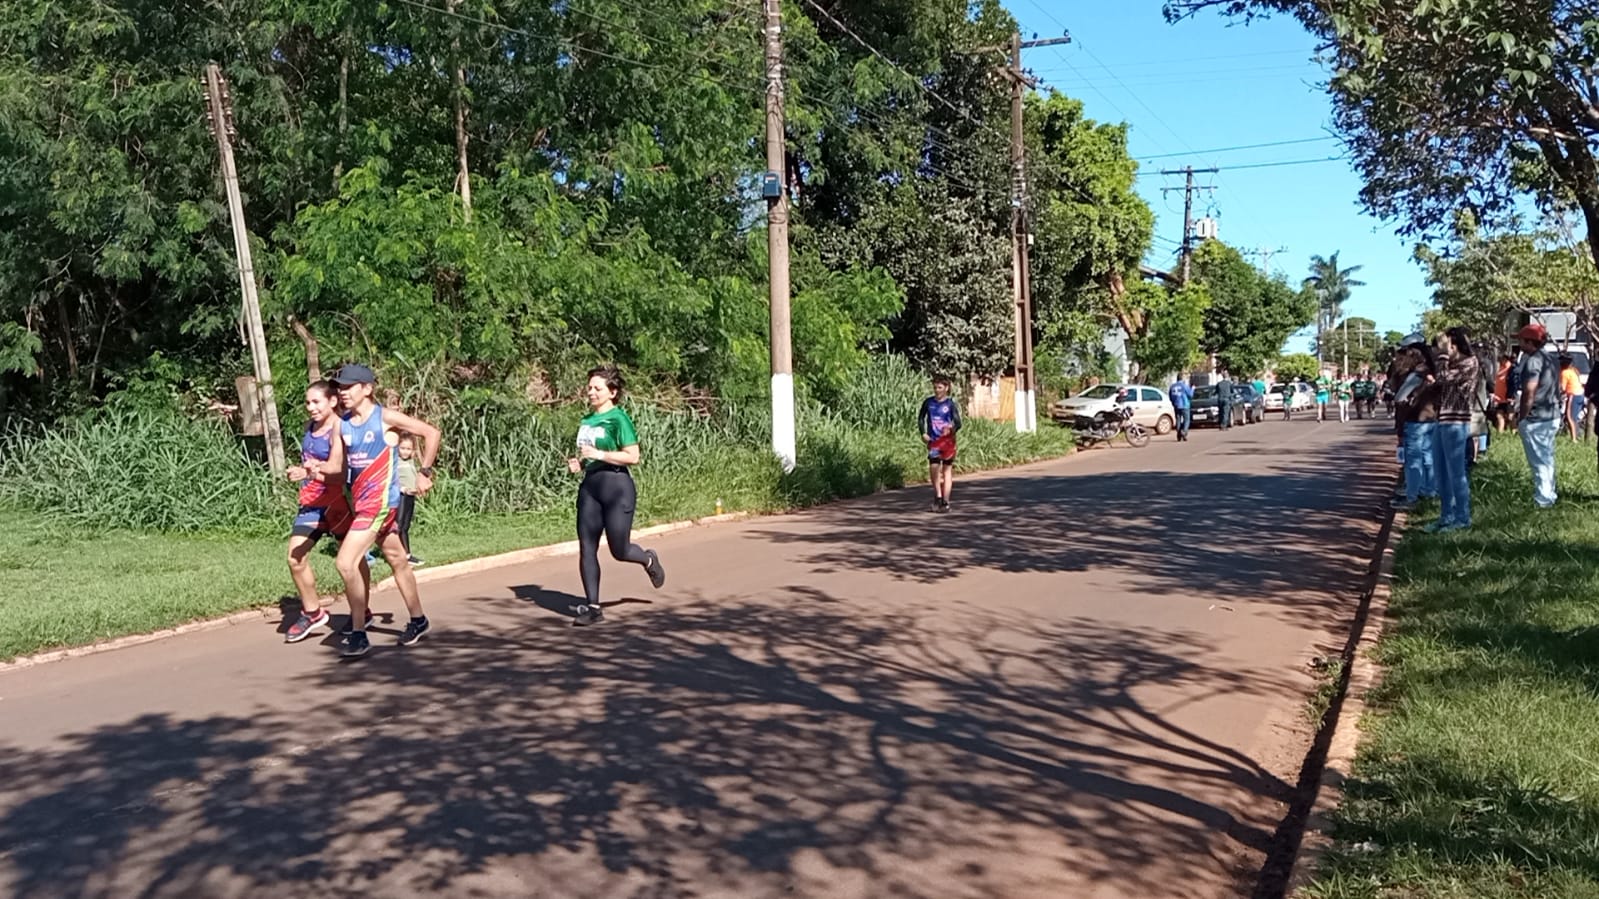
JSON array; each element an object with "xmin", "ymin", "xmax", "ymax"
[
  {"xmin": 1221, "ymin": 155, "xmax": 1349, "ymax": 171},
  {"xmin": 1138, "ymin": 136, "xmax": 1337, "ymax": 161},
  {"xmin": 1073, "ymin": 40, "xmax": 1196, "ymax": 155},
  {"xmin": 794, "ymin": 0, "xmax": 1006, "ymax": 142}
]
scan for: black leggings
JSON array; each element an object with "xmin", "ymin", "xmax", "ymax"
[
  {"xmin": 396, "ymin": 494, "xmax": 416, "ymax": 555},
  {"xmin": 577, "ymin": 468, "xmax": 651, "ymax": 604}
]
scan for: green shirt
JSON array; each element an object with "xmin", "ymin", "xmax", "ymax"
[
  {"xmin": 1336, "ymin": 380, "xmax": 1354, "ymax": 400},
  {"xmin": 1315, "ymin": 375, "xmax": 1331, "ymax": 395},
  {"xmin": 576, "ymin": 406, "xmax": 639, "ymax": 469},
  {"xmin": 1353, "ymin": 378, "xmax": 1378, "ymax": 398}
]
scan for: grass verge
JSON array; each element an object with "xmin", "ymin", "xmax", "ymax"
[
  {"xmin": 1303, "ymin": 435, "xmax": 1599, "ymax": 899},
  {"xmin": 0, "ymin": 418, "xmax": 1072, "ymax": 661}
]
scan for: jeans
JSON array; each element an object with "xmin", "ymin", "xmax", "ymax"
[
  {"xmin": 1176, "ymin": 406, "xmax": 1191, "ymax": 439},
  {"xmin": 1519, "ymin": 417, "xmax": 1559, "ymax": 507},
  {"xmin": 1218, "ymin": 400, "xmax": 1232, "ymax": 429},
  {"xmin": 1403, "ymin": 421, "xmax": 1437, "ymax": 502},
  {"xmin": 1432, "ymin": 423, "xmax": 1471, "ymax": 526}
]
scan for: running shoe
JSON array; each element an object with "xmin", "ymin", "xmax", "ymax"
[
  {"xmin": 340, "ymin": 631, "xmax": 372, "ymax": 659},
  {"xmin": 407, "ymin": 555, "xmax": 426, "ymax": 567},
  {"xmin": 285, "ymin": 609, "xmax": 331, "ymax": 644},
  {"xmin": 398, "ymin": 617, "xmax": 431, "ymax": 646},
  {"xmin": 929, "ymin": 498, "xmax": 943, "ymax": 512},
  {"xmin": 340, "ymin": 613, "xmax": 378, "ymax": 636},
  {"xmin": 572, "ymin": 604, "xmax": 605, "ymax": 626},
  {"xmin": 939, "ymin": 499, "xmax": 950, "ymax": 513},
  {"xmin": 645, "ymin": 550, "xmax": 666, "ymax": 589}
]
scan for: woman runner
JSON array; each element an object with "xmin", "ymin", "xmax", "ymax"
[
  {"xmin": 284, "ymin": 381, "xmax": 355, "ymax": 643},
  {"xmin": 565, "ymin": 367, "xmax": 666, "ymax": 626}
]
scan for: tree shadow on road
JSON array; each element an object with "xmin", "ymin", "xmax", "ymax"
[{"xmin": 1, "ymin": 590, "xmax": 1294, "ymax": 899}]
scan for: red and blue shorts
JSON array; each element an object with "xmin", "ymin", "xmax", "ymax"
[
  {"xmin": 291, "ymin": 498, "xmax": 352, "ymax": 541},
  {"xmin": 928, "ymin": 435, "xmax": 957, "ymax": 464}
]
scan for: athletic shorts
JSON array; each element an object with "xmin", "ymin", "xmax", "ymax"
[
  {"xmin": 1316, "ymin": 392, "xmax": 1329, "ymax": 403},
  {"xmin": 349, "ymin": 505, "xmax": 398, "ymax": 536},
  {"xmin": 291, "ymin": 502, "xmax": 352, "ymax": 540},
  {"xmin": 928, "ymin": 436, "xmax": 957, "ymax": 464}
]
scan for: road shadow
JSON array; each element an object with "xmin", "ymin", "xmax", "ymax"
[{"xmin": 0, "ymin": 591, "xmax": 1292, "ymax": 898}]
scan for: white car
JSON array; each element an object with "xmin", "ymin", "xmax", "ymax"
[
  {"xmin": 1263, "ymin": 382, "xmax": 1314, "ymax": 412},
  {"xmin": 1051, "ymin": 383, "xmax": 1177, "ymax": 435}
]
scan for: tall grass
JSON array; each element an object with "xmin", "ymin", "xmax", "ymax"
[{"xmin": 0, "ymin": 357, "xmax": 1074, "ymax": 535}]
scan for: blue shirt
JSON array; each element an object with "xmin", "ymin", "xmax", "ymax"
[{"xmin": 1168, "ymin": 381, "xmax": 1193, "ymax": 410}]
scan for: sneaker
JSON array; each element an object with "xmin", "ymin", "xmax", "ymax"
[
  {"xmin": 407, "ymin": 555, "xmax": 426, "ymax": 567},
  {"xmin": 930, "ymin": 498, "xmax": 943, "ymax": 512},
  {"xmin": 572, "ymin": 604, "xmax": 605, "ymax": 626},
  {"xmin": 285, "ymin": 609, "xmax": 331, "ymax": 644},
  {"xmin": 644, "ymin": 550, "xmax": 666, "ymax": 590},
  {"xmin": 340, "ymin": 613, "xmax": 378, "ymax": 636},
  {"xmin": 340, "ymin": 631, "xmax": 372, "ymax": 659},
  {"xmin": 938, "ymin": 498, "xmax": 950, "ymax": 513},
  {"xmin": 398, "ymin": 617, "xmax": 430, "ymax": 647}
]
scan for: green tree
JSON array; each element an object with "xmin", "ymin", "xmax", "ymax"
[
  {"xmin": 1319, "ymin": 316, "xmax": 1381, "ymax": 375},
  {"xmin": 1275, "ymin": 352, "xmax": 1320, "ymax": 383},
  {"xmin": 1192, "ymin": 239, "xmax": 1316, "ymax": 377},
  {"xmin": 1165, "ymin": 0, "xmax": 1599, "ymax": 272},
  {"xmin": 1125, "ymin": 281, "xmax": 1209, "ymax": 381},
  {"xmin": 1303, "ymin": 252, "xmax": 1365, "ymax": 361}
]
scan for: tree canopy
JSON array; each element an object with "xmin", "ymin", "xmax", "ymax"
[{"xmin": 1191, "ymin": 239, "xmax": 1316, "ymax": 377}]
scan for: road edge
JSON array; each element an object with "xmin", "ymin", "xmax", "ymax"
[{"xmin": 1, "ymin": 445, "xmax": 1095, "ymax": 673}]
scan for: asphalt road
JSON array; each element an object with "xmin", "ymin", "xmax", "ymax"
[{"xmin": 0, "ymin": 415, "xmax": 1393, "ymax": 899}]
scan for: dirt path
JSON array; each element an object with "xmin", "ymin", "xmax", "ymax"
[{"xmin": 0, "ymin": 417, "xmax": 1392, "ymax": 899}]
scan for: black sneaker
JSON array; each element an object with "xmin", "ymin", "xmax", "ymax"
[
  {"xmin": 644, "ymin": 550, "xmax": 666, "ymax": 589},
  {"xmin": 571, "ymin": 604, "xmax": 605, "ymax": 626},
  {"xmin": 398, "ymin": 617, "xmax": 430, "ymax": 647},
  {"xmin": 407, "ymin": 555, "xmax": 426, "ymax": 567},
  {"xmin": 285, "ymin": 609, "xmax": 331, "ymax": 644},
  {"xmin": 938, "ymin": 498, "xmax": 950, "ymax": 513},
  {"xmin": 930, "ymin": 498, "xmax": 943, "ymax": 512},
  {"xmin": 340, "ymin": 631, "xmax": 372, "ymax": 659}
]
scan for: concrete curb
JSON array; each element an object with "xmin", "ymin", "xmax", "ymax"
[
  {"xmin": 1285, "ymin": 507, "xmax": 1403, "ymax": 896},
  {"xmin": 0, "ymin": 511, "xmax": 754, "ymax": 675}
]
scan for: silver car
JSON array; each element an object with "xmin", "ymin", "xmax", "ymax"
[{"xmin": 1051, "ymin": 383, "xmax": 1177, "ymax": 435}]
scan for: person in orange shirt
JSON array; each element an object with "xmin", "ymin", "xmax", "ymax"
[
  {"xmin": 1560, "ymin": 354, "xmax": 1585, "ymax": 440},
  {"xmin": 1492, "ymin": 352, "xmax": 1513, "ymax": 432}
]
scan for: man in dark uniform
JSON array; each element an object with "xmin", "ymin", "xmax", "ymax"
[{"xmin": 1215, "ymin": 372, "xmax": 1234, "ymax": 430}]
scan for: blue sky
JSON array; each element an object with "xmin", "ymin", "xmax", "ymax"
[{"xmin": 1007, "ymin": 1, "xmax": 1432, "ymax": 347}]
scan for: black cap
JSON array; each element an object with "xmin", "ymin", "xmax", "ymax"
[{"xmin": 330, "ymin": 363, "xmax": 376, "ymax": 385}]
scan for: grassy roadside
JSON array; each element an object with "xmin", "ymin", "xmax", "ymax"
[
  {"xmin": 0, "ymin": 420, "xmax": 1073, "ymax": 661},
  {"xmin": 1304, "ymin": 436, "xmax": 1599, "ymax": 898}
]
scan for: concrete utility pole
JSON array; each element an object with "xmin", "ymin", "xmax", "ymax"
[
  {"xmin": 764, "ymin": 0, "xmax": 795, "ymax": 471},
  {"xmin": 1160, "ymin": 166, "xmax": 1218, "ymax": 285},
  {"xmin": 204, "ymin": 63, "xmax": 286, "ymax": 477},
  {"xmin": 998, "ymin": 32, "xmax": 1069, "ymax": 434}
]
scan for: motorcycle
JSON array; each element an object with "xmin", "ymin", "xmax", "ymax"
[{"xmin": 1072, "ymin": 404, "xmax": 1150, "ymax": 449}]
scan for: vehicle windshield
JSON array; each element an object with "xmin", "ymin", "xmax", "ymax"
[
  {"xmin": 1076, "ymin": 385, "xmax": 1119, "ymax": 399},
  {"xmin": 1274, "ymin": 384, "xmax": 1295, "ymax": 395},
  {"xmin": 1192, "ymin": 387, "xmax": 1217, "ymax": 399}
]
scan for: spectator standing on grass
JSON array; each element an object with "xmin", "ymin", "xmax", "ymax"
[
  {"xmin": 1561, "ymin": 354, "xmax": 1585, "ymax": 441},
  {"xmin": 1168, "ymin": 373, "xmax": 1193, "ymax": 442},
  {"xmin": 394, "ymin": 433, "xmax": 425, "ymax": 567},
  {"xmin": 1425, "ymin": 327, "xmax": 1479, "ymax": 532},
  {"xmin": 1215, "ymin": 372, "xmax": 1234, "ymax": 430},
  {"xmin": 1515, "ymin": 323, "xmax": 1561, "ymax": 509},
  {"xmin": 1392, "ymin": 338, "xmax": 1438, "ymax": 510},
  {"xmin": 1492, "ymin": 352, "xmax": 1514, "ymax": 432}
]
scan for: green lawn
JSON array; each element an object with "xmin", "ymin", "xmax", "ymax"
[
  {"xmin": 0, "ymin": 422, "xmax": 1074, "ymax": 661},
  {"xmin": 1305, "ymin": 435, "xmax": 1599, "ymax": 899}
]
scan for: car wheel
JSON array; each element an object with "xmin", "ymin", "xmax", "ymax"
[{"xmin": 1155, "ymin": 414, "xmax": 1173, "ymax": 435}]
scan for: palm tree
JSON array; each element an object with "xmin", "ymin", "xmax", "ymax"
[{"xmin": 1305, "ymin": 252, "xmax": 1366, "ymax": 363}]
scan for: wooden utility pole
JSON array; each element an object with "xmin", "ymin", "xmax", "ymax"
[
  {"xmin": 1160, "ymin": 166, "xmax": 1218, "ymax": 285},
  {"xmin": 204, "ymin": 63, "xmax": 286, "ymax": 477},
  {"xmin": 997, "ymin": 33, "xmax": 1068, "ymax": 434},
  {"xmin": 764, "ymin": 0, "xmax": 795, "ymax": 471}
]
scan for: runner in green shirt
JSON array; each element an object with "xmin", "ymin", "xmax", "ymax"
[
  {"xmin": 1335, "ymin": 377, "xmax": 1354, "ymax": 422},
  {"xmin": 1314, "ymin": 373, "xmax": 1332, "ymax": 422},
  {"xmin": 565, "ymin": 366, "xmax": 667, "ymax": 626}
]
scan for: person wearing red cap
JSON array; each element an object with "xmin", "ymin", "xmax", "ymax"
[{"xmin": 1515, "ymin": 323, "xmax": 1561, "ymax": 508}]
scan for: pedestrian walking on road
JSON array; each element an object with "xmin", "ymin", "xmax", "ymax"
[
  {"xmin": 331, "ymin": 364, "xmax": 443, "ymax": 658},
  {"xmin": 283, "ymin": 381, "xmax": 354, "ymax": 643},
  {"xmin": 1314, "ymin": 371, "xmax": 1332, "ymax": 422},
  {"xmin": 566, "ymin": 366, "xmax": 666, "ymax": 626},
  {"xmin": 1336, "ymin": 376, "xmax": 1353, "ymax": 423},
  {"xmin": 1515, "ymin": 324, "xmax": 1562, "ymax": 508},
  {"xmin": 919, "ymin": 375, "xmax": 963, "ymax": 511},
  {"xmin": 1425, "ymin": 327, "xmax": 1478, "ymax": 532},
  {"xmin": 1168, "ymin": 373, "xmax": 1193, "ymax": 441},
  {"xmin": 1215, "ymin": 373, "xmax": 1234, "ymax": 430}
]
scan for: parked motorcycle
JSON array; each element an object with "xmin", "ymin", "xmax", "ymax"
[{"xmin": 1072, "ymin": 405, "xmax": 1150, "ymax": 449}]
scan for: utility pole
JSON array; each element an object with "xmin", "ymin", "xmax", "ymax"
[
  {"xmin": 204, "ymin": 63, "xmax": 286, "ymax": 477},
  {"xmin": 763, "ymin": 0, "xmax": 795, "ymax": 471},
  {"xmin": 998, "ymin": 32, "xmax": 1069, "ymax": 434},
  {"xmin": 1245, "ymin": 245, "xmax": 1289, "ymax": 276},
  {"xmin": 1160, "ymin": 166, "xmax": 1218, "ymax": 285}
]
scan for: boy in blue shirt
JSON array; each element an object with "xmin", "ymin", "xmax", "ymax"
[{"xmin": 919, "ymin": 375, "xmax": 963, "ymax": 512}]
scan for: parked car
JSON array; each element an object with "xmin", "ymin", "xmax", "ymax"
[
  {"xmin": 1235, "ymin": 383, "xmax": 1267, "ymax": 423},
  {"xmin": 1050, "ymin": 383, "xmax": 1176, "ymax": 435},
  {"xmin": 1190, "ymin": 384, "xmax": 1252, "ymax": 427},
  {"xmin": 1264, "ymin": 382, "xmax": 1314, "ymax": 412}
]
